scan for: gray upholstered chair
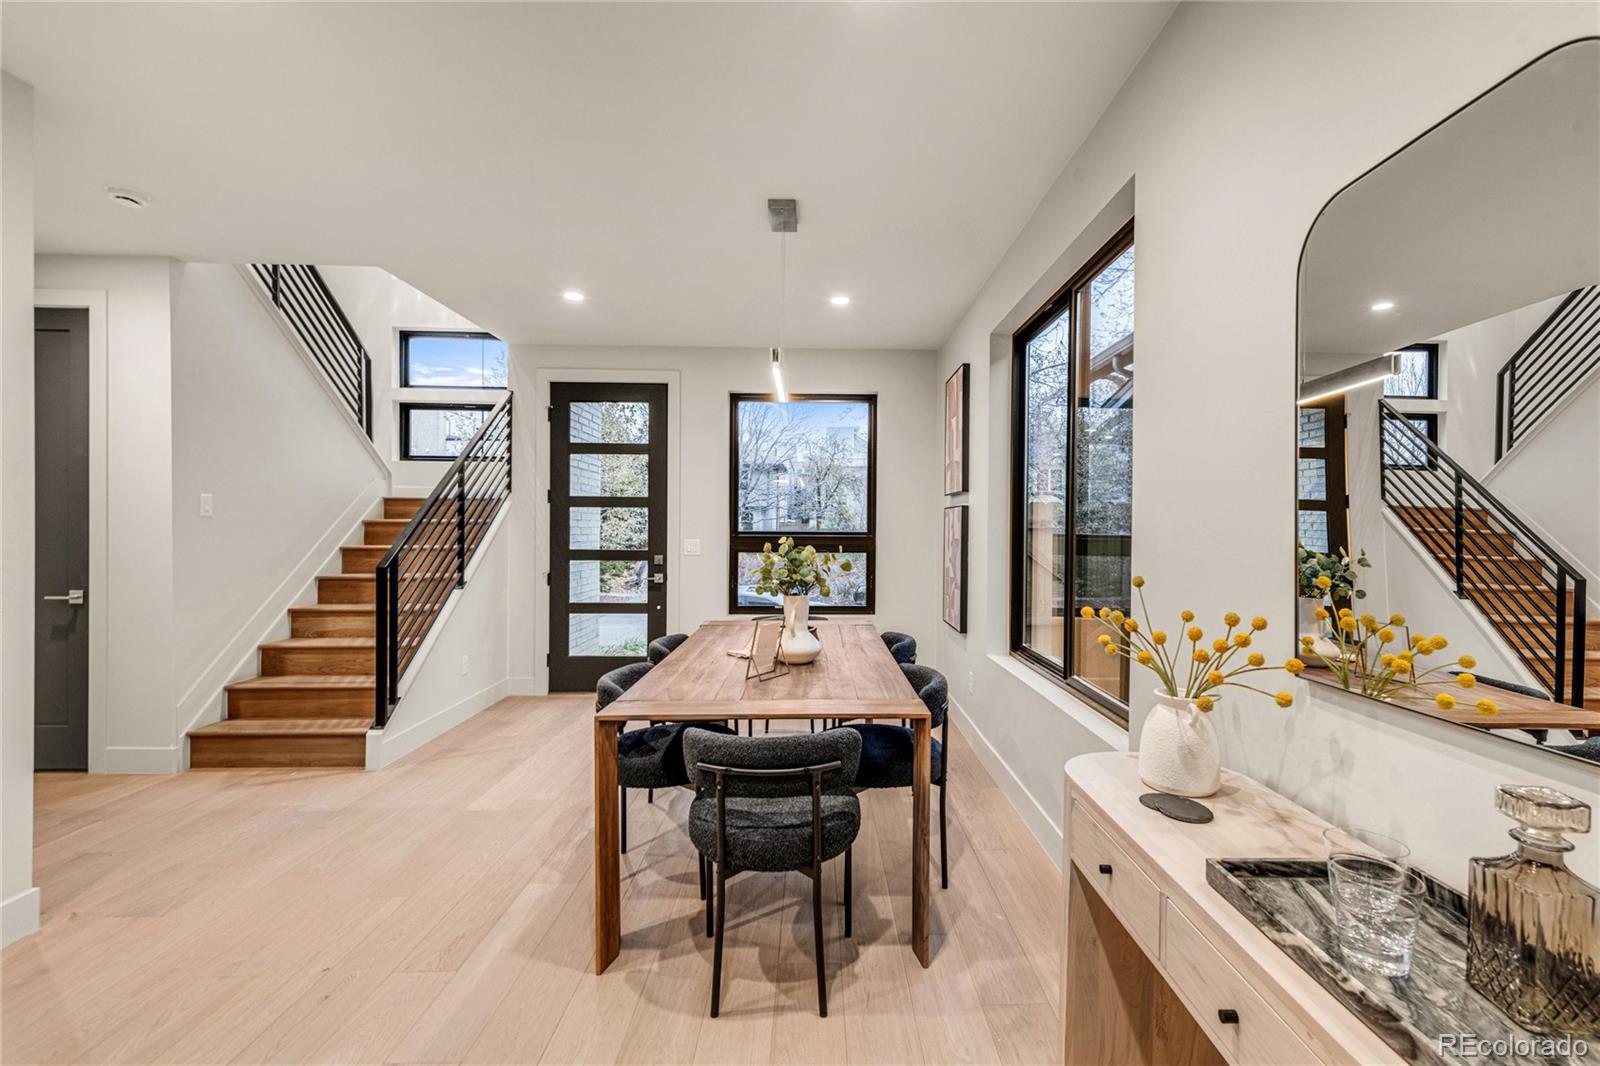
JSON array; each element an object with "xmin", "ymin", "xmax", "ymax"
[
  {"xmin": 682, "ymin": 727, "xmax": 862, "ymax": 1018},
  {"xmin": 597, "ymin": 661, "xmax": 731, "ymax": 854},
  {"xmin": 843, "ymin": 663, "xmax": 951, "ymax": 887},
  {"xmin": 880, "ymin": 630, "xmax": 917, "ymax": 665},
  {"xmin": 647, "ymin": 632, "xmax": 689, "ymax": 664}
]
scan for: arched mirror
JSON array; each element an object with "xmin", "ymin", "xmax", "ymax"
[{"xmin": 1295, "ymin": 38, "xmax": 1600, "ymax": 766}]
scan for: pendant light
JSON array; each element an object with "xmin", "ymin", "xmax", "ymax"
[{"xmin": 768, "ymin": 198, "xmax": 797, "ymax": 402}]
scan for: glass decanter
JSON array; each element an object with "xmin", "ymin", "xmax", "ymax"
[{"xmin": 1466, "ymin": 785, "xmax": 1599, "ymax": 1037}]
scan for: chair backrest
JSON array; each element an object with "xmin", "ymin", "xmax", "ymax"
[
  {"xmin": 901, "ymin": 664, "xmax": 947, "ymax": 727},
  {"xmin": 647, "ymin": 633, "xmax": 689, "ymax": 665},
  {"xmin": 881, "ymin": 630, "xmax": 917, "ymax": 664},
  {"xmin": 682, "ymin": 728, "xmax": 861, "ymax": 798},
  {"xmin": 596, "ymin": 661, "xmax": 653, "ymax": 711}
]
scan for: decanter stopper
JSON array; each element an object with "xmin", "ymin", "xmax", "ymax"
[{"xmin": 1496, "ymin": 784, "xmax": 1590, "ymax": 854}]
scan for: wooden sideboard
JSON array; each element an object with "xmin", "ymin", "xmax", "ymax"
[{"xmin": 1061, "ymin": 753, "xmax": 1404, "ymax": 1065}]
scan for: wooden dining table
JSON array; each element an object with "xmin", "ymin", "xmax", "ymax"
[{"xmin": 591, "ymin": 619, "xmax": 932, "ymax": 974}]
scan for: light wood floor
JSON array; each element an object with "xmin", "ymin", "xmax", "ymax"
[{"xmin": 3, "ymin": 695, "xmax": 1063, "ymax": 1065}]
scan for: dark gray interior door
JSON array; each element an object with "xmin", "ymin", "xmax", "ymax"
[{"xmin": 35, "ymin": 307, "xmax": 90, "ymax": 771}]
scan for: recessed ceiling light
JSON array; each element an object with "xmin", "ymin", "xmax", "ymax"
[
  {"xmin": 105, "ymin": 186, "xmax": 149, "ymax": 209},
  {"xmin": 829, "ymin": 294, "xmax": 851, "ymax": 307},
  {"xmin": 1370, "ymin": 300, "xmax": 1395, "ymax": 312},
  {"xmin": 561, "ymin": 290, "xmax": 586, "ymax": 303}
]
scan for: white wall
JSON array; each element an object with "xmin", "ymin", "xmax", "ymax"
[
  {"xmin": 931, "ymin": 2, "xmax": 1600, "ymax": 885},
  {"xmin": 318, "ymin": 265, "xmax": 501, "ymax": 494},
  {"xmin": 507, "ymin": 345, "xmax": 941, "ymax": 692},
  {"xmin": 34, "ymin": 255, "xmax": 177, "ymax": 771},
  {"xmin": 170, "ymin": 262, "xmax": 390, "ymax": 733},
  {"xmin": 1, "ymin": 72, "xmax": 40, "ymax": 946}
]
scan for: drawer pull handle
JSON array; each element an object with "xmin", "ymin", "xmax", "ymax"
[
  {"xmin": 1218, "ymin": 1009, "xmax": 1239, "ymax": 1025},
  {"xmin": 1097, "ymin": 863, "xmax": 1113, "ymax": 875}
]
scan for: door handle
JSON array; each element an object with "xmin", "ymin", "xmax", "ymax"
[
  {"xmin": 43, "ymin": 589, "xmax": 86, "ymax": 606},
  {"xmin": 651, "ymin": 574, "xmax": 665, "ymax": 584}
]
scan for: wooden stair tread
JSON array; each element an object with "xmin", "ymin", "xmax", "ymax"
[
  {"xmin": 259, "ymin": 637, "xmax": 374, "ymax": 650},
  {"xmin": 189, "ymin": 717, "xmax": 371, "ymax": 737},
  {"xmin": 227, "ymin": 674, "xmax": 374, "ymax": 691}
]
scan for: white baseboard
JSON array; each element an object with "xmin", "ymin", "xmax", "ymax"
[
  {"xmin": 366, "ymin": 678, "xmax": 510, "ymax": 770},
  {"xmin": 103, "ymin": 745, "xmax": 182, "ymax": 774},
  {"xmin": 505, "ymin": 677, "xmax": 542, "ymax": 696},
  {"xmin": 2, "ymin": 887, "xmax": 40, "ymax": 947},
  {"xmin": 947, "ymin": 694, "xmax": 1064, "ymax": 868}
]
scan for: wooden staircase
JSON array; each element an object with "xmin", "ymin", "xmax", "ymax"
[
  {"xmin": 187, "ymin": 497, "xmax": 421, "ymax": 769},
  {"xmin": 1390, "ymin": 503, "xmax": 1599, "ymax": 706}
]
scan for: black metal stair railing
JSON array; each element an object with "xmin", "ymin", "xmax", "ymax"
[
  {"xmin": 1495, "ymin": 285, "xmax": 1600, "ymax": 461},
  {"xmin": 1380, "ymin": 400, "xmax": 1586, "ymax": 706},
  {"xmin": 248, "ymin": 264, "xmax": 373, "ymax": 437},
  {"xmin": 374, "ymin": 394, "xmax": 512, "ymax": 726}
]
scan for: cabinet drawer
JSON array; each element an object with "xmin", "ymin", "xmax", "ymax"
[
  {"xmin": 1069, "ymin": 802, "xmax": 1162, "ymax": 958},
  {"xmin": 1163, "ymin": 900, "xmax": 1319, "ymax": 1066}
]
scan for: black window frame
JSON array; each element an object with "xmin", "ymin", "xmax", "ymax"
[
  {"xmin": 1382, "ymin": 343, "xmax": 1439, "ymax": 399},
  {"xmin": 398, "ymin": 330, "xmax": 509, "ymax": 390},
  {"xmin": 1009, "ymin": 221, "xmax": 1135, "ymax": 727},
  {"xmin": 1382, "ymin": 411, "xmax": 1440, "ymax": 470},
  {"xmin": 399, "ymin": 401, "xmax": 495, "ymax": 461},
  {"xmin": 728, "ymin": 392, "xmax": 876, "ymax": 615}
]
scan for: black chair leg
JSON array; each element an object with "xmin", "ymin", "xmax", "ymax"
[
  {"xmin": 704, "ymin": 859, "xmax": 714, "ymax": 937},
  {"xmin": 844, "ymin": 847, "xmax": 853, "ymax": 938},
  {"xmin": 698, "ymin": 854, "xmax": 707, "ymax": 901},
  {"xmin": 647, "ymin": 788, "xmax": 654, "ymax": 804},
  {"xmin": 620, "ymin": 786, "xmax": 628, "ymax": 854},
  {"xmin": 812, "ymin": 869, "xmax": 827, "ymax": 1017},
  {"xmin": 711, "ymin": 862, "xmax": 727, "ymax": 1017},
  {"xmin": 939, "ymin": 783, "xmax": 948, "ymax": 889}
]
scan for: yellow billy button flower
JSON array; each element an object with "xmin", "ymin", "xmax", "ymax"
[
  {"xmin": 1389, "ymin": 613, "xmax": 1406, "ymax": 626},
  {"xmin": 1274, "ymin": 691, "xmax": 1294, "ymax": 708},
  {"xmin": 1435, "ymin": 692, "xmax": 1456, "ymax": 710},
  {"xmin": 1338, "ymin": 607, "xmax": 1353, "ymax": 618},
  {"xmin": 1123, "ymin": 618, "xmax": 1139, "ymax": 633},
  {"xmin": 1360, "ymin": 613, "xmax": 1377, "ymax": 629},
  {"xmin": 1207, "ymin": 669, "xmax": 1226, "ymax": 687},
  {"xmin": 1377, "ymin": 628, "xmax": 1396, "ymax": 643},
  {"xmin": 1223, "ymin": 612, "xmax": 1241, "ymax": 627},
  {"xmin": 1079, "ymin": 606, "xmax": 1095, "ymax": 619},
  {"xmin": 1186, "ymin": 626, "xmax": 1204, "ymax": 642},
  {"xmin": 1135, "ymin": 650, "xmax": 1153, "ymax": 665},
  {"xmin": 1315, "ymin": 575, "xmax": 1332, "ymax": 590},
  {"xmin": 1251, "ymin": 616, "xmax": 1268, "ymax": 631},
  {"xmin": 1338, "ymin": 617, "xmax": 1359, "ymax": 633},
  {"xmin": 1131, "ymin": 575, "xmax": 1145, "ymax": 588},
  {"xmin": 1411, "ymin": 633, "xmax": 1428, "ymax": 648},
  {"xmin": 1247, "ymin": 652, "xmax": 1265, "ymax": 667},
  {"xmin": 1193, "ymin": 649, "xmax": 1211, "ymax": 664},
  {"xmin": 1476, "ymin": 699, "xmax": 1498, "ymax": 716},
  {"xmin": 1104, "ymin": 642, "xmax": 1119, "ymax": 656},
  {"xmin": 1233, "ymin": 633, "xmax": 1252, "ymax": 647},
  {"xmin": 1314, "ymin": 607, "xmax": 1329, "ymax": 621},
  {"xmin": 1379, "ymin": 654, "xmax": 1396, "ymax": 669},
  {"xmin": 1151, "ymin": 630, "xmax": 1168, "ymax": 646},
  {"xmin": 1212, "ymin": 638, "xmax": 1229, "ymax": 653},
  {"xmin": 1099, "ymin": 607, "xmax": 1112, "ymax": 620},
  {"xmin": 1181, "ymin": 610, "xmax": 1195, "ymax": 623},
  {"xmin": 1194, "ymin": 695, "xmax": 1215, "ymax": 712},
  {"xmin": 1097, "ymin": 633, "xmax": 1113, "ymax": 646},
  {"xmin": 1458, "ymin": 655, "xmax": 1476, "ymax": 669},
  {"xmin": 1457, "ymin": 673, "xmax": 1477, "ymax": 688},
  {"xmin": 1300, "ymin": 635, "xmax": 1315, "ymax": 648},
  {"xmin": 1429, "ymin": 635, "xmax": 1449, "ymax": 651},
  {"xmin": 1110, "ymin": 610, "xmax": 1126, "ymax": 625},
  {"xmin": 1284, "ymin": 657, "xmax": 1305, "ymax": 675}
]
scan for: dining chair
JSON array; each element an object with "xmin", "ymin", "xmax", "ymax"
[
  {"xmin": 682, "ymin": 727, "xmax": 861, "ymax": 1019},
  {"xmin": 880, "ymin": 630, "xmax": 918, "ymax": 665},
  {"xmin": 596, "ymin": 661, "xmax": 732, "ymax": 854},
  {"xmin": 647, "ymin": 633, "xmax": 689, "ymax": 664},
  {"xmin": 842, "ymin": 663, "xmax": 951, "ymax": 888}
]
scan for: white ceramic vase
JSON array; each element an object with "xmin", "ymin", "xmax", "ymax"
[
  {"xmin": 1297, "ymin": 595, "xmax": 1343, "ymax": 660},
  {"xmin": 780, "ymin": 594, "xmax": 823, "ymax": 664},
  {"xmin": 1137, "ymin": 689, "xmax": 1222, "ymax": 798}
]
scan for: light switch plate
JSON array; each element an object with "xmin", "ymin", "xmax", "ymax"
[
  {"xmin": 199, "ymin": 493, "xmax": 214, "ymax": 517},
  {"xmin": 684, "ymin": 539, "xmax": 701, "ymax": 556}
]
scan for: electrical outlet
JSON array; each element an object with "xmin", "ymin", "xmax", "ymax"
[
  {"xmin": 684, "ymin": 538, "xmax": 701, "ymax": 556},
  {"xmin": 199, "ymin": 493, "xmax": 213, "ymax": 517},
  {"xmin": 459, "ymin": 654, "xmax": 470, "ymax": 676}
]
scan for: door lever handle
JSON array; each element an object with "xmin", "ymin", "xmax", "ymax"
[
  {"xmin": 651, "ymin": 574, "xmax": 666, "ymax": 584},
  {"xmin": 43, "ymin": 589, "xmax": 86, "ymax": 606}
]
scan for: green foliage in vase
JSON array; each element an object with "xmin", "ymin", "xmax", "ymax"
[
  {"xmin": 1297, "ymin": 541, "xmax": 1369, "ymax": 600},
  {"xmin": 750, "ymin": 536, "xmax": 853, "ymax": 598}
]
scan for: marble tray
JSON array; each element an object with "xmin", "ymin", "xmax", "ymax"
[{"xmin": 1205, "ymin": 859, "xmax": 1596, "ymax": 1066}]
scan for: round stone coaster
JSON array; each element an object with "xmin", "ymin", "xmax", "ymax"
[{"xmin": 1139, "ymin": 792, "xmax": 1214, "ymax": 823}]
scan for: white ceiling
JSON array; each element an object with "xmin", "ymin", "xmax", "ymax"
[
  {"xmin": 1299, "ymin": 39, "xmax": 1599, "ymax": 369},
  {"xmin": 3, "ymin": 1, "xmax": 1175, "ymax": 350}
]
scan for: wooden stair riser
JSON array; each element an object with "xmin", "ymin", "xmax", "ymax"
[
  {"xmin": 1393, "ymin": 507, "xmax": 1498, "ymax": 532},
  {"xmin": 190, "ymin": 733, "xmax": 365, "ymax": 769},
  {"xmin": 1409, "ymin": 527, "xmax": 1519, "ymax": 554},
  {"xmin": 363, "ymin": 518, "xmax": 411, "ymax": 545},
  {"xmin": 261, "ymin": 643, "xmax": 374, "ymax": 676},
  {"xmin": 384, "ymin": 497, "xmax": 425, "ymax": 519},
  {"xmin": 318, "ymin": 574, "xmax": 375, "ymax": 604},
  {"xmin": 341, "ymin": 545, "xmax": 388, "ymax": 571},
  {"xmin": 289, "ymin": 607, "xmax": 375, "ymax": 638},
  {"xmin": 226, "ymin": 684, "xmax": 374, "ymax": 719}
]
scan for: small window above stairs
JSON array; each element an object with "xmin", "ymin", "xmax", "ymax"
[{"xmin": 187, "ymin": 496, "xmax": 423, "ymax": 769}]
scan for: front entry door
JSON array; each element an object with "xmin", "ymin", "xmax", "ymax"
[
  {"xmin": 35, "ymin": 307, "xmax": 91, "ymax": 771},
  {"xmin": 549, "ymin": 383, "xmax": 667, "ymax": 691}
]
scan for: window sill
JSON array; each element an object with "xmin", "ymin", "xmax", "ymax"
[{"xmin": 988, "ymin": 652, "xmax": 1131, "ymax": 751}]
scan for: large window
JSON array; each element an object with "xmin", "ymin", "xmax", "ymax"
[
  {"xmin": 400, "ymin": 331, "xmax": 508, "ymax": 388},
  {"xmin": 1382, "ymin": 344, "xmax": 1438, "ymax": 399},
  {"xmin": 400, "ymin": 402, "xmax": 492, "ymax": 460},
  {"xmin": 1011, "ymin": 224, "xmax": 1134, "ymax": 721},
  {"xmin": 730, "ymin": 394, "xmax": 875, "ymax": 613}
]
